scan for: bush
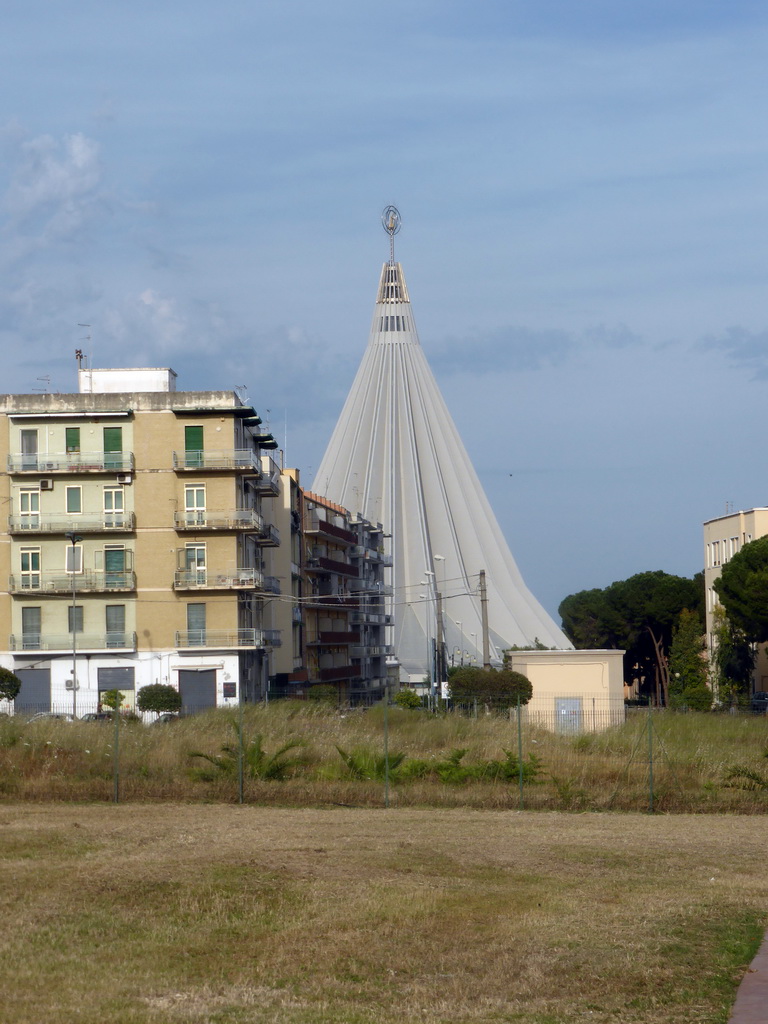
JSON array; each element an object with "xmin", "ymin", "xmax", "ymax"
[
  {"xmin": 307, "ymin": 685, "xmax": 338, "ymax": 705},
  {"xmin": 394, "ymin": 688, "xmax": 422, "ymax": 709},
  {"xmin": 448, "ymin": 667, "xmax": 533, "ymax": 709},
  {"xmin": 0, "ymin": 667, "xmax": 21, "ymax": 703},
  {"xmin": 137, "ymin": 684, "xmax": 183, "ymax": 714}
]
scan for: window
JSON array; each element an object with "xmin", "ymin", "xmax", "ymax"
[
  {"xmin": 185, "ymin": 485, "xmax": 206, "ymax": 525},
  {"xmin": 65, "ymin": 544, "xmax": 83, "ymax": 574},
  {"xmin": 20, "ymin": 429, "xmax": 38, "ymax": 470},
  {"xmin": 103, "ymin": 487, "xmax": 124, "ymax": 526},
  {"xmin": 66, "ymin": 486, "xmax": 82, "ymax": 514},
  {"xmin": 65, "ymin": 427, "xmax": 80, "ymax": 453},
  {"xmin": 21, "ymin": 606, "xmax": 41, "ymax": 649},
  {"xmin": 185, "ymin": 425, "xmax": 204, "ymax": 468},
  {"xmin": 19, "ymin": 489, "xmax": 40, "ymax": 528},
  {"xmin": 184, "ymin": 543, "xmax": 206, "ymax": 584},
  {"xmin": 20, "ymin": 548, "xmax": 41, "ymax": 589},
  {"xmin": 105, "ymin": 605, "xmax": 126, "ymax": 647},
  {"xmin": 103, "ymin": 426, "xmax": 123, "ymax": 470},
  {"xmin": 68, "ymin": 605, "xmax": 84, "ymax": 634},
  {"xmin": 103, "ymin": 546, "xmax": 126, "ymax": 586},
  {"xmin": 187, "ymin": 603, "xmax": 206, "ymax": 645}
]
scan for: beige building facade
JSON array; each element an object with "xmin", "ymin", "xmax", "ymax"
[
  {"xmin": 0, "ymin": 368, "xmax": 282, "ymax": 714},
  {"xmin": 703, "ymin": 507, "xmax": 768, "ymax": 690}
]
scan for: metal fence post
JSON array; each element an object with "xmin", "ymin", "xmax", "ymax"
[
  {"xmin": 383, "ymin": 683, "xmax": 390, "ymax": 809},
  {"xmin": 517, "ymin": 695, "xmax": 524, "ymax": 810},
  {"xmin": 113, "ymin": 708, "xmax": 120, "ymax": 804}
]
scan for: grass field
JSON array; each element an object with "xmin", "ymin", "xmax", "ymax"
[
  {"xmin": 1, "ymin": 805, "xmax": 766, "ymax": 1024},
  {"xmin": 3, "ymin": 703, "xmax": 768, "ymax": 812}
]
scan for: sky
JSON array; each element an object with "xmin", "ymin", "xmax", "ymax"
[{"xmin": 2, "ymin": 1, "xmax": 768, "ymax": 620}]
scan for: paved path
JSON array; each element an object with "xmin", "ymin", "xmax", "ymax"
[{"xmin": 729, "ymin": 934, "xmax": 768, "ymax": 1024}]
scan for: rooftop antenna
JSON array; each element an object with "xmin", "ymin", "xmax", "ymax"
[
  {"xmin": 77, "ymin": 324, "xmax": 91, "ymax": 369},
  {"xmin": 32, "ymin": 375, "xmax": 50, "ymax": 393},
  {"xmin": 381, "ymin": 205, "xmax": 401, "ymax": 265}
]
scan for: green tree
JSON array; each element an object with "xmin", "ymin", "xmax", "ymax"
[
  {"xmin": 137, "ymin": 684, "xmax": 183, "ymax": 715},
  {"xmin": 448, "ymin": 667, "xmax": 532, "ymax": 709},
  {"xmin": 0, "ymin": 667, "xmax": 22, "ymax": 703},
  {"xmin": 100, "ymin": 689, "xmax": 125, "ymax": 711},
  {"xmin": 710, "ymin": 606, "xmax": 755, "ymax": 706},
  {"xmin": 559, "ymin": 570, "xmax": 704, "ymax": 704},
  {"xmin": 714, "ymin": 536, "xmax": 768, "ymax": 643},
  {"xmin": 668, "ymin": 608, "xmax": 710, "ymax": 710},
  {"xmin": 394, "ymin": 688, "xmax": 422, "ymax": 709}
]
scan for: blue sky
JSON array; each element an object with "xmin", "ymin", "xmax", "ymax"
[{"xmin": 2, "ymin": 1, "xmax": 768, "ymax": 618}]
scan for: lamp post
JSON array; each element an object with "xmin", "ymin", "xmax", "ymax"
[
  {"xmin": 65, "ymin": 532, "xmax": 82, "ymax": 719},
  {"xmin": 455, "ymin": 620, "xmax": 464, "ymax": 665},
  {"xmin": 423, "ymin": 570, "xmax": 437, "ymax": 699}
]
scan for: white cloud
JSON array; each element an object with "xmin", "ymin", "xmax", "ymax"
[{"xmin": 1, "ymin": 130, "xmax": 103, "ymax": 249}]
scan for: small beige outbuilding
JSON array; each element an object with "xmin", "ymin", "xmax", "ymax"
[{"xmin": 506, "ymin": 649, "xmax": 626, "ymax": 732}]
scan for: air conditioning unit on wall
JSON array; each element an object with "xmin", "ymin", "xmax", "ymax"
[
  {"xmin": 116, "ymin": 473, "xmax": 132, "ymax": 485},
  {"xmin": 39, "ymin": 478, "xmax": 54, "ymax": 491}
]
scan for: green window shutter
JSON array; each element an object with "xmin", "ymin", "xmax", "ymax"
[
  {"xmin": 103, "ymin": 427, "xmax": 123, "ymax": 470},
  {"xmin": 185, "ymin": 426, "xmax": 204, "ymax": 452},
  {"xmin": 65, "ymin": 427, "xmax": 80, "ymax": 453}
]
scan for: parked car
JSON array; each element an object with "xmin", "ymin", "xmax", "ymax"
[
  {"xmin": 26, "ymin": 712, "xmax": 76, "ymax": 723},
  {"xmin": 750, "ymin": 691, "xmax": 768, "ymax": 714},
  {"xmin": 80, "ymin": 712, "xmax": 115, "ymax": 722},
  {"xmin": 150, "ymin": 713, "xmax": 182, "ymax": 725}
]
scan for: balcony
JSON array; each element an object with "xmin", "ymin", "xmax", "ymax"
[
  {"xmin": 350, "ymin": 611, "xmax": 393, "ymax": 625},
  {"xmin": 10, "ymin": 632, "xmax": 137, "ymax": 652},
  {"xmin": 351, "ymin": 645, "xmax": 393, "ymax": 658},
  {"xmin": 306, "ymin": 556, "xmax": 359, "ymax": 578},
  {"xmin": 7, "ymin": 451, "xmax": 135, "ymax": 474},
  {"xmin": 318, "ymin": 664, "xmax": 358, "ymax": 682},
  {"xmin": 255, "ymin": 522, "xmax": 280, "ymax": 547},
  {"xmin": 352, "ymin": 545, "xmax": 392, "ymax": 566},
  {"xmin": 256, "ymin": 457, "xmax": 281, "ymax": 495},
  {"xmin": 9, "ymin": 571, "xmax": 136, "ymax": 595},
  {"xmin": 263, "ymin": 575, "xmax": 281, "ymax": 594},
  {"xmin": 175, "ymin": 628, "xmax": 281, "ymax": 649},
  {"xmin": 174, "ymin": 509, "xmax": 263, "ymax": 532},
  {"xmin": 8, "ymin": 512, "xmax": 136, "ymax": 535},
  {"xmin": 173, "ymin": 568, "xmax": 265, "ymax": 591},
  {"xmin": 303, "ymin": 513, "xmax": 355, "ymax": 545},
  {"xmin": 172, "ymin": 449, "xmax": 262, "ymax": 473},
  {"xmin": 307, "ymin": 631, "xmax": 360, "ymax": 646}
]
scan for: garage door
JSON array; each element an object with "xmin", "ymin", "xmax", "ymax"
[
  {"xmin": 178, "ymin": 669, "xmax": 216, "ymax": 713},
  {"xmin": 15, "ymin": 669, "xmax": 51, "ymax": 714}
]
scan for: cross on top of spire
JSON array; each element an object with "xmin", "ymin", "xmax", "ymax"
[{"xmin": 381, "ymin": 205, "xmax": 401, "ymax": 265}]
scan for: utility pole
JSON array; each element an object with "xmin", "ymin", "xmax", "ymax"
[
  {"xmin": 479, "ymin": 569, "xmax": 491, "ymax": 670},
  {"xmin": 435, "ymin": 589, "xmax": 446, "ymax": 692}
]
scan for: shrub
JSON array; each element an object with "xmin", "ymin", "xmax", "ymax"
[
  {"xmin": 0, "ymin": 667, "xmax": 21, "ymax": 703},
  {"xmin": 307, "ymin": 685, "xmax": 338, "ymax": 705},
  {"xmin": 335, "ymin": 745, "xmax": 406, "ymax": 781},
  {"xmin": 137, "ymin": 684, "xmax": 182, "ymax": 714},
  {"xmin": 394, "ymin": 688, "xmax": 422, "ymax": 709},
  {"xmin": 190, "ymin": 731, "xmax": 305, "ymax": 781}
]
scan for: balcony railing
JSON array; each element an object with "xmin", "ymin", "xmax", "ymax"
[
  {"xmin": 256, "ymin": 457, "xmax": 281, "ymax": 494},
  {"xmin": 306, "ymin": 556, "xmax": 359, "ymax": 578},
  {"xmin": 10, "ymin": 632, "xmax": 137, "ymax": 652},
  {"xmin": 255, "ymin": 523, "xmax": 280, "ymax": 547},
  {"xmin": 351, "ymin": 645, "xmax": 393, "ymax": 658},
  {"xmin": 307, "ymin": 631, "xmax": 360, "ymax": 646},
  {"xmin": 7, "ymin": 452, "xmax": 135, "ymax": 473},
  {"xmin": 263, "ymin": 575, "xmax": 281, "ymax": 594},
  {"xmin": 172, "ymin": 449, "xmax": 262, "ymax": 473},
  {"xmin": 303, "ymin": 513, "xmax": 356, "ymax": 545},
  {"xmin": 175, "ymin": 628, "xmax": 281, "ymax": 649},
  {"xmin": 318, "ymin": 664, "xmax": 358, "ymax": 682},
  {"xmin": 173, "ymin": 568, "xmax": 265, "ymax": 590},
  {"xmin": 9, "ymin": 571, "xmax": 136, "ymax": 594},
  {"xmin": 8, "ymin": 512, "xmax": 136, "ymax": 534},
  {"xmin": 350, "ymin": 611, "xmax": 393, "ymax": 625},
  {"xmin": 174, "ymin": 509, "xmax": 263, "ymax": 532}
]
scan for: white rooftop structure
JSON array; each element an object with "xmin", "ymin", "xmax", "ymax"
[{"xmin": 313, "ymin": 209, "xmax": 570, "ymax": 682}]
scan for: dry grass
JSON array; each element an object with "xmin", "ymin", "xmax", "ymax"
[
  {"xmin": 2, "ymin": 703, "xmax": 768, "ymax": 812},
  {"xmin": 0, "ymin": 805, "xmax": 766, "ymax": 1024}
]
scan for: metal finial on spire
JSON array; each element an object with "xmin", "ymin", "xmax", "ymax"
[{"xmin": 381, "ymin": 205, "xmax": 401, "ymax": 265}]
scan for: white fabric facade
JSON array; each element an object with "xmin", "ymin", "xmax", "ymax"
[{"xmin": 313, "ymin": 260, "xmax": 571, "ymax": 682}]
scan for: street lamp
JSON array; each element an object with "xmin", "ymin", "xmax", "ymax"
[
  {"xmin": 423, "ymin": 570, "xmax": 437, "ymax": 699},
  {"xmin": 65, "ymin": 532, "xmax": 82, "ymax": 718},
  {"xmin": 455, "ymin": 620, "xmax": 464, "ymax": 665}
]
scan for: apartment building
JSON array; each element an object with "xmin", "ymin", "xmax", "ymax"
[
  {"xmin": 0, "ymin": 367, "xmax": 282, "ymax": 715},
  {"xmin": 703, "ymin": 507, "xmax": 768, "ymax": 689},
  {"xmin": 269, "ymin": 486, "xmax": 391, "ymax": 703}
]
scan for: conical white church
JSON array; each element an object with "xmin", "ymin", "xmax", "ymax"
[{"xmin": 313, "ymin": 210, "xmax": 570, "ymax": 682}]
